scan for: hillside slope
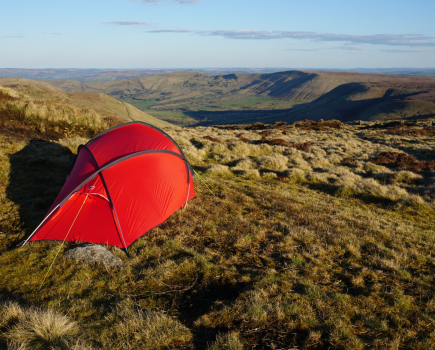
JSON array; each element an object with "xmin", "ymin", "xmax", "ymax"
[
  {"xmin": 0, "ymin": 78, "xmax": 171, "ymax": 128},
  {"xmin": 45, "ymin": 71, "xmax": 435, "ymax": 125},
  {"xmin": 1, "ymin": 108, "xmax": 435, "ymax": 349},
  {"xmin": 245, "ymin": 81, "xmax": 435, "ymax": 124},
  {"xmin": 47, "ymin": 70, "xmax": 435, "ymax": 103}
]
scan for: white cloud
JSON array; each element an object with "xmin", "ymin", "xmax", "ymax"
[
  {"xmin": 203, "ymin": 31, "xmax": 435, "ymax": 47},
  {"xmin": 200, "ymin": 30, "xmax": 277, "ymax": 40},
  {"xmin": 380, "ymin": 48, "xmax": 431, "ymax": 53},
  {"xmin": 148, "ymin": 29, "xmax": 435, "ymax": 47}
]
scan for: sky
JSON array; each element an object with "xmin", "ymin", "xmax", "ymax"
[{"xmin": 1, "ymin": 0, "xmax": 435, "ymax": 68}]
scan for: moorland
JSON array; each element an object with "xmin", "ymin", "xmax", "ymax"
[
  {"xmin": 1, "ymin": 76, "xmax": 435, "ymax": 349},
  {"xmin": 42, "ymin": 70, "xmax": 435, "ymax": 126},
  {"xmin": 0, "ymin": 68, "xmax": 286, "ymax": 82},
  {"xmin": 2, "ymin": 68, "xmax": 435, "ymax": 82}
]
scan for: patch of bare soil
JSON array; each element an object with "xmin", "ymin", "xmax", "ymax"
[{"xmin": 372, "ymin": 152, "xmax": 435, "ymax": 173}]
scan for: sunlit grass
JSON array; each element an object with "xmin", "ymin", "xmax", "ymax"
[{"xmin": 1, "ymin": 88, "xmax": 435, "ymax": 349}]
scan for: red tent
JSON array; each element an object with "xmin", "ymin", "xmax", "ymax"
[{"xmin": 23, "ymin": 122, "xmax": 195, "ymax": 254}]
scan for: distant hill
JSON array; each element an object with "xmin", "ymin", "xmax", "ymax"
[
  {"xmin": 2, "ymin": 68, "xmax": 435, "ymax": 82},
  {"xmin": 0, "ymin": 69, "xmax": 183, "ymax": 81},
  {"xmin": 0, "ymin": 78, "xmax": 171, "ymax": 128},
  {"xmin": 339, "ymin": 68, "xmax": 435, "ymax": 77},
  {"xmin": 47, "ymin": 70, "xmax": 435, "ymax": 102},
  {"xmin": 44, "ymin": 70, "xmax": 435, "ymax": 125},
  {"xmin": 0, "ymin": 68, "xmax": 287, "ymax": 82},
  {"xmin": 276, "ymin": 80, "xmax": 435, "ymax": 123}
]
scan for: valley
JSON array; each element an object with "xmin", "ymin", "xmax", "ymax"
[{"xmin": 44, "ymin": 70, "xmax": 435, "ymax": 126}]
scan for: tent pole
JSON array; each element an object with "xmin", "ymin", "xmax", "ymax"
[
  {"xmin": 112, "ymin": 205, "xmax": 129, "ymax": 256},
  {"xmin": 81, "ymin": 145, "xmax": 130, "ymax": 256},
  {"xmin": 184, "ymin": 182, "xmax": 191, "ymax": 208}
]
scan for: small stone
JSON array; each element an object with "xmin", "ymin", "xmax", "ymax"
[{"xmin": 64, "ymin": 244, "xmax": 125, "ymax": 268}]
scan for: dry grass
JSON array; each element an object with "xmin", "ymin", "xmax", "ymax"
[
  {"xmin": 207, "ymin": 332, "xmax": 243, "ymax": 350},
  {"xmin": 170, "ymin": 119, "xmax": 435, "ymax": 205},
  {"xmin": 102, "ymin": 300, "xmax": 192, "ymax": 349},
  {"xmin": 0, "ymin": 85, "xmax": 116, "ymax": 139},
  {"xmin": 0, "ymin": 301, "xmax": 88, "ymax": 350},
  {"xmin": 1, "ymin": 115, "xmax": 435, "ymax": 349}
]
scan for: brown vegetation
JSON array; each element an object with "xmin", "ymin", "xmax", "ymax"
[
  {"xmin": 258, "ymin": 130, "xmax": 275, "ymax": 137},
  {"xmin": 295, "ymin": 119, "xmax": 342, "ymax": 131},
  {"xmin": 372, "ymin": 152, "xmax": 435, "ymax": 173},
  {"xmin": 258, "ymin": 138, "xmax": 290, "ymax": 147},
  {"xmin": 203, "ymin": 136, "xmax": 221, "ymax": 143},
  {"xmin": 340, "ymin": 157, "xmax": 358, "ymax": 166},
  {"xmin": 386, "ymin": 125, "xmax": 435, "ymax": 136}
]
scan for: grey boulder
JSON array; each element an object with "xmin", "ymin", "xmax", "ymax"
[{"xmin": 64, "ymin": 244, "xmax": 125, "ymax": 268}]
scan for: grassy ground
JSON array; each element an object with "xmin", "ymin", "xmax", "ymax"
[
  {"xmin": 1, "ymin": 153, "xmax": 435, "ymax": 349},
  {"xmin": 1, "ymin": 85, "xmax": 435, "ymax": 349}
]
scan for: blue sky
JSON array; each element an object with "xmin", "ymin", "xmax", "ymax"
[{"xmin": 2, "ymin": 0, "xmax": 435, "ymax": 68}]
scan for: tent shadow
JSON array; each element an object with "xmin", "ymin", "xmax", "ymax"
[{"xmin": 6, "ymin": 139, "xmax": 75, "ymax": 246}]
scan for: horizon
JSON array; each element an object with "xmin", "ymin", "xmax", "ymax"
[{"xmin": 2, "ymin": 67, "xmax": 435, "ymax": 70}]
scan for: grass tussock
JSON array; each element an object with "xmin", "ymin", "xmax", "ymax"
[
  {"xmin": 103, "ymin": 301, "xmax": 192, "ymax": 349},
  {"xmin": 207, "ymin": 332, "xmax": 244, "ymax": 350},
  {"xmin": 0, "ymin": 301, "xmax": 87, "ymax": 350}
]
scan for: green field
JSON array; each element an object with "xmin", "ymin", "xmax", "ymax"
[{"xmin": 131, "ymin": 100, "xmax": 158, "ymax": 109}]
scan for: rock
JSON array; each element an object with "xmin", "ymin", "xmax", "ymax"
[{"xmin": 64, "ymin": 244, "xmax": 125, "ymax": 268}]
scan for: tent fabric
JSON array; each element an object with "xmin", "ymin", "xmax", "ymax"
[{"xmin": 27, "ymin": 122, "xmax": 195, "ymax": 251}]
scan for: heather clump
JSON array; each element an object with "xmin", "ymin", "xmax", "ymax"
[{"xmin": 165, "ymin": 118, "xmax": 435, "ymax": 205}]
